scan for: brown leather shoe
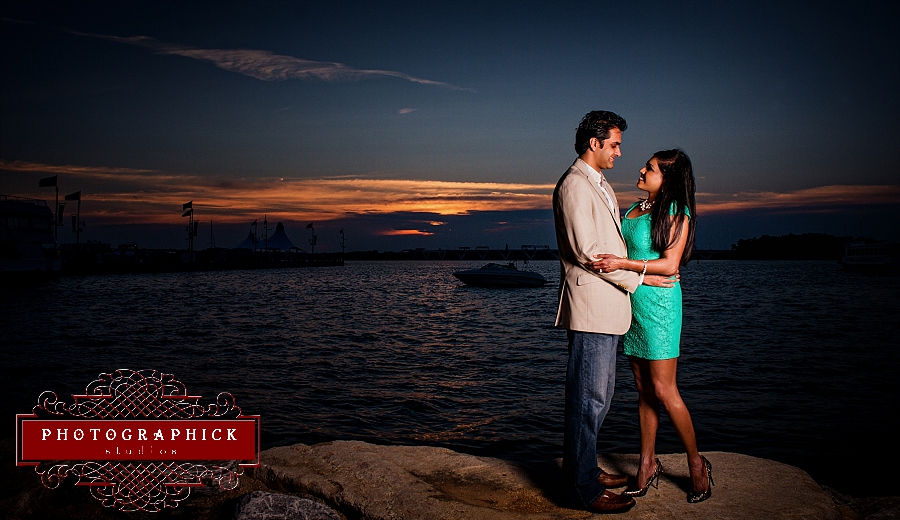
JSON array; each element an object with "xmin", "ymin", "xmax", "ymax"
[
  {"xmin": 597, "ymin": 470, "xmax": 628, "ymax": 488},
  {"xmin": 587, "ymin": 490, "xmax": 636, "ymax": 513}
]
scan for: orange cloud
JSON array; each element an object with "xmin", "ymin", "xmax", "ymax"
[
  {"xmin": 2, "ymin": 160, "xmax": 556, "ymax": 224},
  {"xmin": 695, "ymin": 185, "xmax": 900, "ymax": 213},
  {"xmin": 0, "ymin": 160, "xmax": 162, "ymax": 178},
  {"xmin": 5, "ymin": 160, "xmax": 899, "ymax": 225},
  {"xmin": 614, "ymin": 184, "xmax": 900, "ymax": 214},
  {"xmin": 379, "ymin": 229, "xmax": 435, "ymax": 236}
]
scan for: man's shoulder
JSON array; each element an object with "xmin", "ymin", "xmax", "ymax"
[
  {"xmin": 554, "ymin": 168, "xmax": 595, "ymax": 213},
  {"xmin": 557, "ymin": 163, "xmax": 590, "ymax": 189},
  {"xmin": 567, "ymin": 158, "xmax": 588, "ymax": 175}
]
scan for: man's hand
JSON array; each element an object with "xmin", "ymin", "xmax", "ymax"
[
  {"xmin": 643, "ymin": 274, "xmax": 680, "ymax": 287},
  {"xmin": 586, "ymin": 253, "xmax": 623, "ymax": 273}
]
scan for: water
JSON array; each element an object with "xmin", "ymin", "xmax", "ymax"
[{"xmin": 2, "ymin": 260, "xmax": 898, "ymax": 497}]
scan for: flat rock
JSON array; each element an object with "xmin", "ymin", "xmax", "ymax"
[
  {"xmin": 253, "ymin": 440, "xmax": 849, "ymax": 519},
  {"xmin": 235, "ymin": 491, "xmax": 342, "ymax": 520}
]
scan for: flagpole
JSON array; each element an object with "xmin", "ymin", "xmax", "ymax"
[
  {"xmin": 181, "ymin": 201, "xmax": 194, "ymax": 262},
  {"xmin": 76, "ymin": 198, "xmax": 81, "ymax": 250},
  {"xmin": 54, "ymin": 185, "xmax": 59, "ymax": 243},
  {"xmin": 38, "ymin": 175, "xmax": 60, "ymax": 243},
  {"xmin": 63, "ymin": 189, "xmax": 82, "ymax": 249}
]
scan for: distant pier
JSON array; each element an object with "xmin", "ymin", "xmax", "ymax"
[
  {"xmin": 344, "ymin": 246, "xmax": 559, "ymax": 262},
  {"xmin": 58, "ymin": 243, "xmax": 343, "ymax": 275}
]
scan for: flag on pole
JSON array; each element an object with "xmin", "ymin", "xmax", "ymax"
[
  {"xmin": 57, "ymin": 203, "xmax": 66, "ymax": 225},
  {"xmin": 307, "ymin": 222, "xmax": 314, "ymax": 228},
  {"xmin": 252, "ymin": 219, "xmax": 257, "ymax": 226},
  {"xmin": 64, "ymin": 190, "xmax": 81, "ymax": 201},
  {"xmin": 183, "ymin": 201, "xmax": 192, "ymax": 210},
  {"xmin": 182, "ymin": 209, "xmax": 193, "ymax": 217},
  {"xmin": 39, "ymin": 175, "xmax": 57, "ymax": 187}
]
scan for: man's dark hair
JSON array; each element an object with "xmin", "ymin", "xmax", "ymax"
[{"xmin": 574, "ymin": 110, "xmax": 627, "ymax": 155}]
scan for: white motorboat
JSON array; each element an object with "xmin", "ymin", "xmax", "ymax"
[
  {"xmin": 839, "ymin": 242, "xmax": 897, "ymax": 272},
  {"xmin": 453, "ymin": 262, "xmax": 548, "ymax": 287}
]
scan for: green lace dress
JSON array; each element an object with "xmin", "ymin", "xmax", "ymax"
[{"xmin": 621, "ymin": 202, "xmax": 687, "ymax": 360}]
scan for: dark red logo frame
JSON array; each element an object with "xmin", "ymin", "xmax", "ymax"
[{"xmin": 15, "ymin": 369, "xmax": 260, "ymax": 512}]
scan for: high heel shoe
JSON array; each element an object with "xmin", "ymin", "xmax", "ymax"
[
  {"xmin": 623, "ymin": 458, "xmax": 662, "ymax": 497},
  {"xmin": 687, "ymin": 455, "xmax": 714, "ymax": 503}
]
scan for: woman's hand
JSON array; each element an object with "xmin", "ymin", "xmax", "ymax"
[
  {"xmin": 643, "ymin": 274, "xmax": 680, "ymax": 287},
  {"xmin": 587, "ymin": 253, "xmax": 623, "ymax": 273}
]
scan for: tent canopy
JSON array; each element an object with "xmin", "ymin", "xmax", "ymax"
[{"xmin": 232, "ymin": 222, "xmax": 303, "ymax": 251}]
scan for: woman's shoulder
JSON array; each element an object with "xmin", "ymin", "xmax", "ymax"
[{"xmin": 667, "ymin": 201, "xmax": 691, "ymax": 218}]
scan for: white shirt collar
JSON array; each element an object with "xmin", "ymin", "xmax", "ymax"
[
  {"xmin": 582, "ymin": 162, "xmax": 605, "ymax": 187},
  {"xmin": 580, "ymin": 161, "xmax": 615, "ymax": 209}
]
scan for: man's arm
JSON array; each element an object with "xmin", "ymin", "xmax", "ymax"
[
  {"xmin": 589, "ymin": 218, "xmax": 690, "ymax": 276},
  {"xmin": 582, "ymin": 262, "xmax": 678, "ymax": 287},
  {"xmin": 585, "ymin": 216, "xmax": 689, "ymax": 289}
]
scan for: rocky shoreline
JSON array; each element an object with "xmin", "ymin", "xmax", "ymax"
[{"xmin": 2, "ymin": 439, "xmax": 898, "ymax": 519}]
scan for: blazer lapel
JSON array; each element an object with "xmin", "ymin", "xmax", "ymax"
[{"xmin": 573, "ymin": 159, "xmax": 624, "ymax": 232}]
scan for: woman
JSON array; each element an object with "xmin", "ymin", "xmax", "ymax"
[{"xmin": 591, "ymin": 148, "xmax": 713, "ymax": 503}]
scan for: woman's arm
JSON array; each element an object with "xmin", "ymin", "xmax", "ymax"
[{"xmin": 587, "ymin": 217, "xmax": 690, "ymax": 276}]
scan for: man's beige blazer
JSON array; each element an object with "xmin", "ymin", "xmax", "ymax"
[{"xmin": 553, "ymin": 158, "xmax": 641, "ymax": 334}]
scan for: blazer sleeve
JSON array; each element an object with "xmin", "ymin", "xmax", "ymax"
[{"xmin": 594, "ymin": 264, "xmax": 641, "ymax": 294}]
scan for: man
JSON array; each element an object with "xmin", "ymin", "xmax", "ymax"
[{"xmin": 553, "ymin": 110, "xmax": 670, "ymax": 513}]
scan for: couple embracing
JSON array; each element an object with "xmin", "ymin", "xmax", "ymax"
[{"xmin": 553, "ymin": 110, "xmax": 712, "ymax": 514}]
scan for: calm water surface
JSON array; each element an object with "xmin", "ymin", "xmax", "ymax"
[{"xmin": 2, "ymin": 260, "xmax": 898, "ymax": 496}]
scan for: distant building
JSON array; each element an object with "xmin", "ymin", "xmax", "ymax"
[{"xmin": 232, "ymin": 222, "xmax": 302, "ymax": 252}]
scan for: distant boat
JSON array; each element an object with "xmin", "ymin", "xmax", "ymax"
[
  {"xmin": 453, "ymin": 262, "xmax": 548, "ymax": 287},
  {"xmin": 0, "ymin": 194, "xmax": 60, "ymax": 277},
  {"xmin": 839, "ymin": 242, "xmax": 897, "ymax": 273}
]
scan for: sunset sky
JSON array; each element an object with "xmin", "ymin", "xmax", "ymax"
[{"xmin": 2, "ymin": 1, "xmax": 898, "ymax": 252}]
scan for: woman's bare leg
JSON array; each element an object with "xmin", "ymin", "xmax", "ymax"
[
  {"xmin": 646, "ymin": 358, "xmax": 709, "ymax": 493},
  {"xmin": 629, "ymin": 357, "xmax": 661, "ymax": 487}
]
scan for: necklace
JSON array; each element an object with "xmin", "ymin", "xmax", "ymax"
[{"xmin": 639, "ymin": 198, "xmax": 654, "ymax": 211}]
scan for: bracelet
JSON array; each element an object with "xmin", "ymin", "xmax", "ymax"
[{"xmin": 641, "ymin": 260, "xmax": 648, "ymax": 276}]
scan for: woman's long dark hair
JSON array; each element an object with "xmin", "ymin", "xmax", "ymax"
[{"xmin": 649, "ymin": 149, "xmax": 696, "ymax": 266}]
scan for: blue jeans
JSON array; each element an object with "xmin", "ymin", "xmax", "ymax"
[{"xmin": 563, "ymin": 330, "xmax": 619, "ymax": 506}]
